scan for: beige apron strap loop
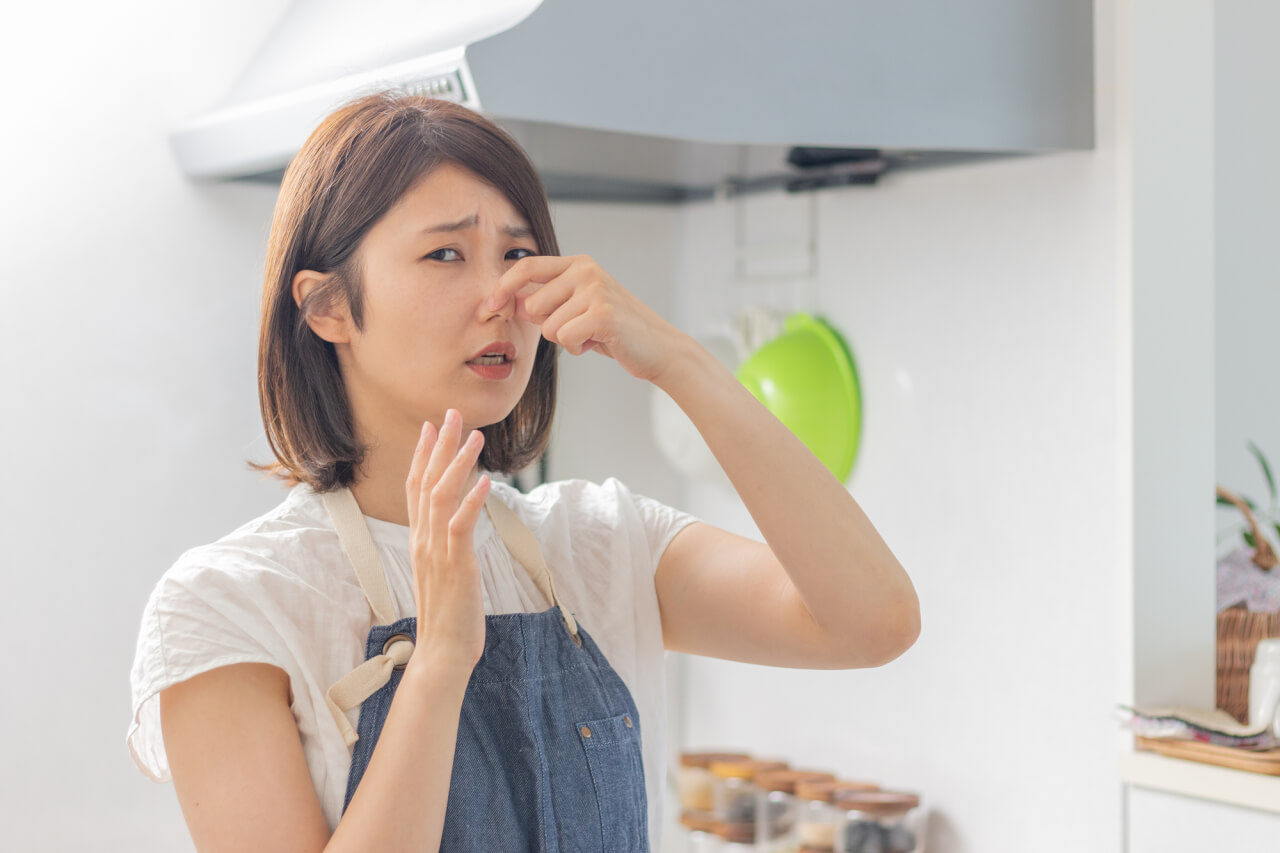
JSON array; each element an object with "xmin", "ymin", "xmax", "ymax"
[
  {"xmin": 321, "ymin": 488, "xmax": 397, "ymax": 627},
  {"xmin": 483, "ymin": 494, "xmax": 580, "ymax": 644},
  {"xmin": 325, "ymin": 636, "xmax": 415, "ymax": 747}
]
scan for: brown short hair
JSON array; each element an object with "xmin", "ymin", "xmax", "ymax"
[{"xmin": 249, "ymin": 92, "xmax": 559, "ymax": 492}]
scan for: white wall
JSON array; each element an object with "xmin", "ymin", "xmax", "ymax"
[
  {"xmin": 0, "ymin": 2, "xmax": 292, "ymax": 849},
  {"xmin": 1215, "ymin": 0, "xmax": 1280, "ymax": 546}
]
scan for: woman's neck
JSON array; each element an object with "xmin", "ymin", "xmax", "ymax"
[{"xmin": 347, "ymin": 423, "xmax": 481, "ymax": 527}]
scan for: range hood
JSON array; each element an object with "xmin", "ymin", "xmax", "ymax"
[{"xmin": 172, "ymin": 0, "xmax": 1094, "ymax": 203}]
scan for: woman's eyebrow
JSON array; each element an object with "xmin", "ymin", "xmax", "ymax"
[{"xmin": 420, "ymin": 215, "xmax": 533, "ymax": 239}]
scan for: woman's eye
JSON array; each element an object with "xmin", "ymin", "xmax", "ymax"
[{"xmin": 425, "ymin": 248, "xmax": 534, "ymax": 262}]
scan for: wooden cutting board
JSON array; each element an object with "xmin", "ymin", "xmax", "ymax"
[{"xmin": 1136, "ymin": 736, "xmax": 1280, "ymax": 775}]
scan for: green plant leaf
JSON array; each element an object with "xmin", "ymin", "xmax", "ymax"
[
  {"xmin": 1245, "ymin": 529, "xmax": 1257, "ymax": 548},
  {"xmin": 1248, "ymin": 440, "xmax": 1278, "ymax": 508}
]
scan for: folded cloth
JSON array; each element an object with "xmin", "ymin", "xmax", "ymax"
[
  {"xmin": 1115, "ymin": 703, "xmax": 1279, "ymax": 749},
  {"xmin": 1218, "ymin": 546, "xmax": 1280, "ymax": 612}
]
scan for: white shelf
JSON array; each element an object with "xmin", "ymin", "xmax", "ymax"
[{"xmin": 1119, "ymin": 749, "xmax": 1280, "ymax": 815}]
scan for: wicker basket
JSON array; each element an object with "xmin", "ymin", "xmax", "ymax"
[{"xmin": 1216, "ymin": 486, "xmax": 1280, "ymax": 724}]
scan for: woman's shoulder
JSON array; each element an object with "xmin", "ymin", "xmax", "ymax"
[
  {"xmin": 133, "ymin": 483, "xmax": 364, "ymax": 694},
  {"xmin": 499, "ymin": 475, "xmax": 699, "ymax": 547},
  {"xmin": 502, "ymin": 474, "xmax": 644, "ymax": 508},
  {"xmin": 148, "ymin": 483, "xmax": 349, "ymax": 607},
  {"xmin": 128, "ymin": 484, "xmax": 354, "ymax": 783},
  {"xmin": 496, "ymin": 476, "xmax": 637, "ymax": 526}
]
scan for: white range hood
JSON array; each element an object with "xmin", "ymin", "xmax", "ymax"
[{"xmin": 172, "ymin": 0, "xmax": 1094, "ymax": 202}]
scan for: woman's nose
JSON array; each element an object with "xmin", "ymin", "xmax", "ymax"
[{"xmin": 479, "ymin": 265, "xmax": 515, "ymax": 320}]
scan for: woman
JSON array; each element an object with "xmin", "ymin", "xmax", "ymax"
[{"xmin": 128, "ymin": 92, "xmax": 919, "ymax": 852}]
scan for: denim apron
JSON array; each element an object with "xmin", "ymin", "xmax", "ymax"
[{"xmin": 320, "ymin": 486, "xmax": 649, "ymax": 852}]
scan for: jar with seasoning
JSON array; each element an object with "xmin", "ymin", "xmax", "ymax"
[
  {"xmin": 681, "ymin": 808, "xmax": 724, "ymax": 853},
  {"xmin": 680, "ymin": 752, "xmax": 753, "ymax": 825},
  {"xmin": 713, "ymin": 819, "xmax": 758, "ymax": 851},
  {"xmin": 833, "ymin": 791, "xmax": 923, "ymax": 853},
  {"xmin": 711, "ymin": 758, "xmax": 790, "ymax": 844},
  {"xmin": 754, "ymin": 770, "xmax": 836, "ymax": 852},
  {"xmin": 793, "ymin": 779, "xmax": 842, "ymax": 853}
]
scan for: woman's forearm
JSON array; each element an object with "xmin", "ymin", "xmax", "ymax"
[
  {"xmin": 654, "ymin": 332, "xmax": 919, "ymax": 652},
  {"xmin": 326, "ymin": 651, "xmax": 472, "ymax": 853}
]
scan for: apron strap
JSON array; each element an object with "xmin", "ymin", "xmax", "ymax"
[
  {"xmin": 483, "ymin": 496, "xmax": 581, "ymax": 643},
  {"xmin": 323, "ymin": 486, "xmax": 580, "ymax": 746},
  {"xmin": 321, "ymin": 488, "xmax": 397, "ymax": 626}
]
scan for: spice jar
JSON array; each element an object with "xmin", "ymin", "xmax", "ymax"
[
  {"xmin": 793, "ymin": 780, "xmax": 843, "ymax": 852},
  {"xmin": 713, "ymin": 819, "xmax": 758, "ymax": 851},
  {"xmin": 754, "ymin": 770, "xmax": 836, "ymax": 852},
  {"xmin": 681, "ymin": 808, "xmax": 724, "ymax": 853},
  {"xmin": 680, "ymin": 752, "xmax": 753, "ymax": 819},
  {"xmin": 833, "ymin": 791, "xmax": 923, "ymax": 853},
  {"xmin": 710, "ymin": 758, "xmax": 790, "ymax": 844}
]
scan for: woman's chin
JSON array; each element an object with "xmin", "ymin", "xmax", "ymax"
[{"xmin": 470, "ymin": 398, "xmax": 522, "ymax": 431}]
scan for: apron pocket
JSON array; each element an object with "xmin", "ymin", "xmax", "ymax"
[{"xmin": 576, "ymin": 711, "xmax": 649, "ymax": 852}]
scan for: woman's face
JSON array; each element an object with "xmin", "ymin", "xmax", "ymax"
[{"xmin": 339, "ymin": 161, "xmax": 544, "ymax": 437}]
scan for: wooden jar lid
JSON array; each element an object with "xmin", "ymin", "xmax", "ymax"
[
  {"xmin": 794, "ymin": 779, "xmax": 840, "ymax": 802},
  {"xmin": 834, "ymin": 790, "xmax": 921, "ymax": 816},
  {"xmin": 755, "ymin": 769, "xmax": 836, "ymax": 794},
  {"xmin": 832, "ymin": 780, "xmax": 880, "ymax": 797},
  {"xmin": 679, "ymin": 809, "xmax": 719, "ymax": 833},
  {"xmin": 712, "ymin": 820, "xmax": 756, "ymax": 844},
  {"xmin": 709, "ymin": 758, "xmax": 789, "ymax": 780},
  {"xmin": 680, "ymin": 751, "xmax": 752, "ymax": 769}
]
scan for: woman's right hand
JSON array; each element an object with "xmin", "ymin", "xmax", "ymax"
[{"xmin": 405, "ymin": 408, "xmax": 491, "ymax": 674}]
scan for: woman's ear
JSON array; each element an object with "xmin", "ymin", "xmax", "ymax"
[{"xmin": 292, "ymin": 269, "xmax": 353, "ymax": 344}]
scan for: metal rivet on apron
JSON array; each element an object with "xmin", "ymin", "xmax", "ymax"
[
  {"xmin": 580, "ymin": 725, "xmax": 592, "ymax": 738},
  {"xmin": 624, "ymin": 716, "xmax": 632, "ymax": 728},
  {"xmin": 382, "ymin": 633, "xmax": 414, "ymax": 672}
]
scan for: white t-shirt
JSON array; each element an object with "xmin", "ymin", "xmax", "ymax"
[{"xmin": 128, "ymin": 476, "xmax": 699, "ymax": 849}]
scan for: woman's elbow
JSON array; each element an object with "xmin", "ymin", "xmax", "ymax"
[
  {"xmin": 886, "ymin": 598, "xmax": 921, "ymax": 663},
  {"xmin": 852, "ymin": 593, "xmax": 920, "ymax": 669}
]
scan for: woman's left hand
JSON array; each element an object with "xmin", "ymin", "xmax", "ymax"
[{"xmin": 487, "ymin": 254, "xmax": 686, "ymax": 383}]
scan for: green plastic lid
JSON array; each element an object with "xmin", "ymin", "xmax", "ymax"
[{"xmin": 734, "ymin": 313, "xmax": 862, "ymax": 483}]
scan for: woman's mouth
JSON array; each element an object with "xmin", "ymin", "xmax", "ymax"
[
  {"xmin": 469, "ymin": 354, "xmax": 508, "ymax": 366},
  {"xmin": 466, "ymin": 346, "xmax": 515, "ymax": 380}
]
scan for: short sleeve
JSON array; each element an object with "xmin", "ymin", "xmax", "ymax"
[
  {"xmin": 620, "ymin": 483, "xmax": 702, "ymax": 576},
  {"xmin": 127, "ymin": 551, "xmax": 293, "ymax": 782}
]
